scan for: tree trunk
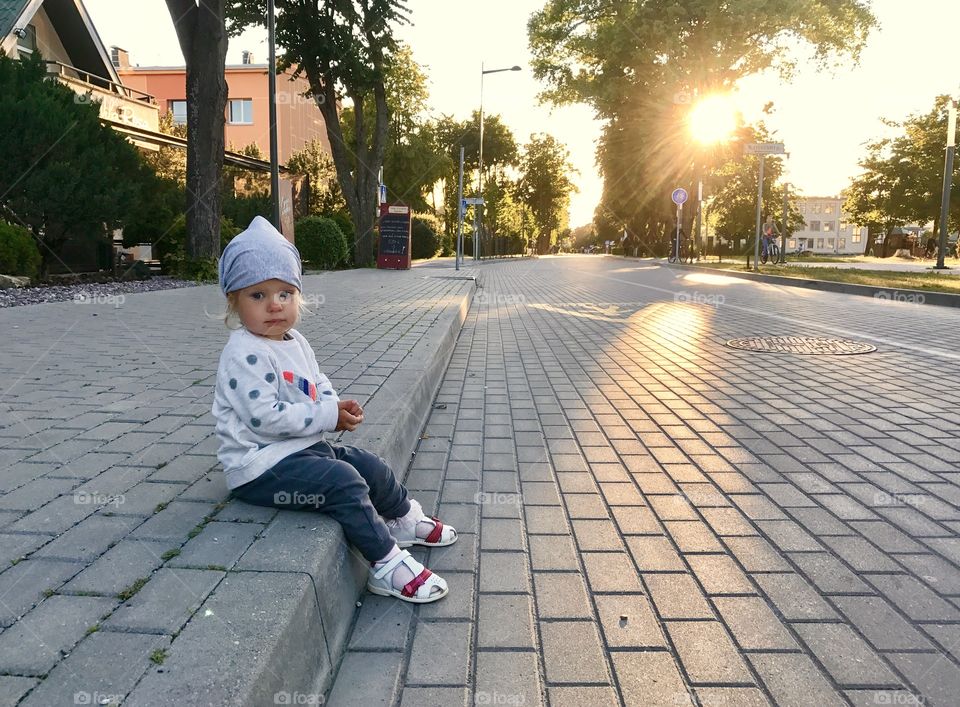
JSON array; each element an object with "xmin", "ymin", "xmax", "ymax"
[{"xmin": 166, "ymin": 0, "xmax": 228, "ymax": 261}]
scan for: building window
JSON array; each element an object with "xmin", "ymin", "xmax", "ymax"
[
  {"xmin": 16, "ymin": 24, "xmax": 36, "ymax": 58},
  {"xmin": 839, "ymin": 238, "xmax": 845, "ymax": 250},
  {"xmin": 827, "ymin": 238, "xmax": 835, "ymax": 248},
  {"xmin": 824, "ymin": 204, "xmax": 834, "ymax": 214},
  {"xmin": 229, "ymin": 99, "xmax": 253, "ymax": 125},
  {"xmin": 812, "ymin": 203, "xmax": 822, "ymax": 214},
  {"xmin": 824, "ymin": 221, "xmax": 835, "ymax": 232},
  {"xmin": 788, "ymin": 239, "xmax": 796, "ymax": 249},
  {"xmin": 169, "ymin": 100, "xmax": 187, "ymax": 124},
  {"xmin": 817, "ymin": 238, "xmax": 824, "ymax": 249},
  {"xmin": 809, "ymin": 220, "xmax": 821, "ymax": 232},
  {"xmin": 852, "ymin": 233, "xmax": 862, "ymax": 243}
]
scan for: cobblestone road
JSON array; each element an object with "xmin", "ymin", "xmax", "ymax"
[{"xmin": 331, "ymin": 255, "xmax": 960, "ymax": 707}]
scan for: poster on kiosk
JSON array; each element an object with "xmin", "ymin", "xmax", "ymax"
[{"xmin": 377, "ymin": 204, "xmax": 412, "ymax": 269}]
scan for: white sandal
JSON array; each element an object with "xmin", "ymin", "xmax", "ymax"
[
  {"xmin": 367, "ymin": 549, "xmax": 449, "ymax": 603},
  {"xmin": 386, "ymin": 499, "xmax": 458, "ymax": 548}
]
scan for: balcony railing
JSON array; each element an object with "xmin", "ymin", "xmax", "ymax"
[{"xmin": 45, "ymin": 60, "xmax": 156, "ymax": 105}]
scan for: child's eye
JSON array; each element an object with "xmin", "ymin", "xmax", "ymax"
[{"xmin": 250, "ymin": 292, "xmax": 263, "ymax": 300}]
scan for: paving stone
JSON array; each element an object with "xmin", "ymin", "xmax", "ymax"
[
  {"xmin": 581, "ymin": 552, "xmax": 644, "ymax": 593},
  {"xmin": 787, "ymin": 552, "xmax": 872, "ymax": 594},
  {"xmin": 645, "ymin": 573, "xmax": 714, "ymax": 620},
  {"xmin": 523, "ymin": 506, "xmax": 569, "ymax": 534},
  {"xmin": 687, "ymin": 554, "xmax": 755, "ymax": 595},
  {"xmin": 667, "ymin": 621, "xmax": 753, "ymax": 685},
  {"xmin": 430, "ymin": 532, "xmax": 478, "ymax": 572},
  {"xmin": 0, "ymin": 595, "xmax": 117, "ymax": 675},
  {"xmin": 595, "ymin": 594, "xmax": 665, "ymax": 648},
  {"xmin": 819, "ymin": 535, "xmax": 901, "ymax": 572},
  {"xmin": 793, "ymin": 623, "xmax": 901, "ymax": 687},
  {"xmin": 419, "ymin": 571, "xmax": 474, "ymax": 620},
  {"xmin": 722, "ymin": 536, "xmax": 791, "ymax": 572},
  {"xmin": 348, "ymin": 594, "xmax": 413, "ymax": 651},
  {"xmin": 549, "ymin": 686, "xmax": 620, "ymax": 707},
  {"xmin": 475, "ymin": 651, "xmax": 544, "ymax": 707},
  {"xmin": 0, "ymin": 558, "xmax": 85, "ymax": 627},
  {"xmin": 528, "ymin": 535, "xmax": 580, "ymax": 571},
  {"xmin": 753, "ymin": 573, "xmax": 839, "ymax": 621},
  {"xmin": 32, "ymin": 514, "xmax": 134, "ymax": 562},
  {"xmin": 540, "ymin": 621, "xmax": 608, "ymax": 684},
  {"xmin": 695, "ymin": 687, "xmax": 771, "ymax": 706},
  {"xmin": 168, "ymin": 521, "xmax": 261, "ymax": 570},
  {"xmin": 326, "ymin": 651, "xmax": 402, "ymax": 707},
  {"xmin": 611, "ymin": 505, "xmax": 661, "ymax": 534},
  {"xmin": 626, "ymin": 536, "xmax": 685, "ymax": 571},
  {"xmin": 714, "ymin": 596, "xmax": 797, "ymax": 650},
  {"xmin": 749, "ymin": 653, "xmax": 843, "ymax": 705},
  {"xmin": 0, "ymin": 676, "xmax": 38, "ymax": 706},
  {"xmin": 479, "ymin": 552, "xmax": 529, "ymax": 593},
  {"xmin": 0, "ymin": 476, "xmax": 78, "ymax": 511},
  {"xmin": 105, "ymin": 567, "xmax": 223, "ymax": 634},
  {"xmin": 477, "ymin": 594, "xmax": 535, "ymax": 649},
  {"xmin": 129, "ymin": 500, "xmax": 213, "ymax": 543},
  {"xmin": 212, "ymin": 498, "xmax": 277, "ymax": 524},
  {"xmin": 832, "ymin": 596, "xmax": 933, "ymax": 651},
  {"xmin": 399, "ymin": 687, "xmax": 468, "ymax": 707},
  {"xmin": 480, "ymin": 518, "xmax": 525, "ymax": 551},
  {"xmin": 20, "ymin": 631, "xmax": 168, "ymax": 707},
  {"xmin": 533, "ymin": 572, "xmax": 593, "ymax": 619},
  {"xmin": 887, "ymin": 652, "xmax": 960, "ymax": 707},
  {"xmin": 867, "ymin": 574, "xmax": 960, "ymax": 621},
  {"xmin": 406, "ymin": 621, "xmax": 471, "ymax": 686},
  {"xmin": 611, "ymin": 651, "xmax": 688, "ymax": 706},
  {"xmin": 60, "ymin": 538, "xmax": 167, "ymax": 596}
]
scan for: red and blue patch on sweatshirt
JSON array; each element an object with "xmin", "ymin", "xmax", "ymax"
[{"xmin": 282, "ymin": 371, "xmax": 317, "ymax": 401}]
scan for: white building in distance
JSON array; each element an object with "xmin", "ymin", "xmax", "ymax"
[{"xmin": 790, "ymin": 196, "xmax": 867, "ymax": 255}]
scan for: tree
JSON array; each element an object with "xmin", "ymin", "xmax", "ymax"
[
  {"xmin": 528, "ymin": 0, "xmax": 878, "ymax": 249},
  {"xmin": 287, "ymin": 139, "xmax": 347, "ymax": 216},
  {"xmin": 230, "ymin": 0, "xmax": 411, "ymax": 266},
  {"xmin": 165, "ymin": 0, "xmax": 229, "ymax": 264},
  {"xmin": 846, "ymin": 95, "xmax": 960, "ymax": 241},
  {"xmin": 0, "ymin": 54, "xmax": 147, "ymax": 276},
  {"xmin": 516, "ymin": 134, "xmax": 577, "ymax": 254}
]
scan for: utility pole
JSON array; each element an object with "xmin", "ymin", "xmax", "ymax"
[
  {"xmin": 456, "ymin": 146, "xmax": 465, "ymax": 270},
  {"xmin": 936, "ymin": 98, "xmax": 957, "ymax": 270}
]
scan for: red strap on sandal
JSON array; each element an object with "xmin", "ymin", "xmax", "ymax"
[
  {"xmin": 424, "ymin": 518, "xmax": 444, "ymax": 544},
  {"xmin": 402, "ymin": 568, "xmax": 433, "ymax": 598}
]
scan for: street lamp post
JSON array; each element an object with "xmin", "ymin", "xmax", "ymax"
[
  {"xmin": 476, "ymin": 63, "xmax": 521, "ymax": 261},
  {"xmin": 936, "ymin": 98, "xmax": 957, "ymax": 270},
  {"xmin": 267, "ymin": 0, "xmax": 280, "ymax": 229}
]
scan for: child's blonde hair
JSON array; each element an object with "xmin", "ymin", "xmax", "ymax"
[{"xmin": 223, "ymin": 288, "xmax": 312, "ymax": 330}]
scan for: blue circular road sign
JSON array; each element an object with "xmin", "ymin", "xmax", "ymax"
[{"xmin": 671, "ymin": 188, "xmax": 688, "ymax": 205}]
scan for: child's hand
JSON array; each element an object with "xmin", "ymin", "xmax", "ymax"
[{"xmin": 336, "ymin": 400, "xmax": 364, "ymax": 431}]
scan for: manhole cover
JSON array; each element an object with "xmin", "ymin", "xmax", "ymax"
[{"xmin": 725, "ymin": 336, "xmax": 876, "ymax": 355}]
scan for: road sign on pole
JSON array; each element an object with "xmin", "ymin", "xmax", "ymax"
[
  {"xmin": 672, "ymin": 188, "xmax": 688, "ymax": 205},
  {"xmin": 745, "ymin": 142, "xmax": 786, "ymax": 155}
]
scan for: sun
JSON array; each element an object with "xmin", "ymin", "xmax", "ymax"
[{"xmin": 688, "ymin": 94, "xmax": 739, "ymax": 145}]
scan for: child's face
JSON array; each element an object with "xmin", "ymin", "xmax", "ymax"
[{"xmin": 235, "ymin": 279, "xmax": 300, "ymax": 340}]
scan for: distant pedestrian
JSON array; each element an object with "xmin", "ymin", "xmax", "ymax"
[{"xmin": 212, "ymin": 217, "xmax": 456, "ymax": 603}]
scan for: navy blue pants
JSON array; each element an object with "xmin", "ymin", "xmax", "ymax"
[{"xmin": 231, "ymin": 441, "xmax": 410, "ymax": 562}]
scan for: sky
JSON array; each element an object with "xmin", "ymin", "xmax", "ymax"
[{"xmin": 83, "ymin": 0, "xmax": 960, "ymax": 228}]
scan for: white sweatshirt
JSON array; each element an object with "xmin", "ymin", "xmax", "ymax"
[{"xmin": 211, "ymin": 327, "xmax": 340, "ymax": 489}]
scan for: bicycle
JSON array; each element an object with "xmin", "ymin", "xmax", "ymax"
[
  {"xmin": 668, "ymin": 238, "xmax": 691, "ymax": 264},
  {"xmin": 761, "ymin": 239, "xmax": 780, "ymax": 264}
]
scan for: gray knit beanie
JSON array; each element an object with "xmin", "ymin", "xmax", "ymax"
[{"xmin": 219, "ymin": 216, "xmax": 302, "ymax": 295}]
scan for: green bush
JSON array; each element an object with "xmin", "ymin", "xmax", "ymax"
[
  {"xmin": 411, "ymin": 213, "xmax": 443, "ymax": 260},
  {"xmin": 296, "ymin": 216, "xmax": 349, "ymax": 270},
  {"xmin": 0, "ymin": 221, "xmax": 41, "ymax": 277},
  {"xmin": 158, "ymin": 216, "xmax": 240, "ymax": 280}
]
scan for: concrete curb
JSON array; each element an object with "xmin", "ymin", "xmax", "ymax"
[
  {"xmin": 124, "ymin": 283, "xmax": 475, "ymax": 706},
  {"xmin": 658, "ymin": 260, "xmax": 960, "ymax": 308}
]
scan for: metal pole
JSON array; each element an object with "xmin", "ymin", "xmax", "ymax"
[
  {"xmin": 753, "ymin": 155, "xmax": 764, "ymax": 272},
  {"xmin": 675, "ymin": 204, "xmax": 681, "ymax": 260},
  {"xmin": 936, "ymin": 101, "xmax": 957, "ymax": 270},
  {"xmin": 780, "ymin": 183, "xmax": 789, "ymax": 263},
  {"xmin": 267, "ymin": 0, "xmax": 280, "ymax": 229},
  {"xmin": 476, "ymin": 63, "xmax": 485, "ymax": 262},
  {"xmin": 694, "ymin": 178, "xmax": 703, "ymax": 262},
  {"xmin": 456, "ymin": 146, "xmax": 465, "ymax": 270}
]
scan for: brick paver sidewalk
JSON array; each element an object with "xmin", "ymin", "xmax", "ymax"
[
  {"xmin": 330, "ymin": 255, "xmax": 960, "ymax": 706},
  {"xmin": 0, "ymin": 268, "xmax": 472, "ymax": 706}
]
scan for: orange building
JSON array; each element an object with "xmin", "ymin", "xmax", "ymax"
[{"xmin": 114, "ymin": 48, "xmax": 331, "ymax": 164}]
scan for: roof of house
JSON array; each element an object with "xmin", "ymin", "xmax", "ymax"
[
  {"xmin": 2, "ymin": 0, "xmax": 119, "ymax": 85},
  {"xmin": 0, "ymin": 0, "xmax": 30, "ymax": 39}
]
